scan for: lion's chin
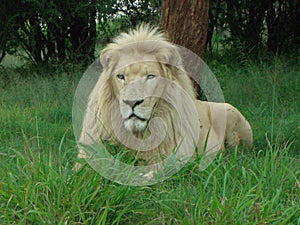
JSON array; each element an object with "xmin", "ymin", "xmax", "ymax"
[{"xmin": 124, "ymin": 118, "xmax": 148, "ymax": 133}]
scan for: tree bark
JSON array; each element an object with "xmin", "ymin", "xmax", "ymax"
[
  {"xmin": 160, "ymin": 0, "xmax": 210, "ymax": 59},
  {"xmin": 160, "ymin": 0, "xmax": 210, "ymax": 99}
]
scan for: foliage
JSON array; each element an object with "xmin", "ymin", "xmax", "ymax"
[
  {"xmin": 1, "ymin": 0, "xmax": 298, "ymax": 65},
  {"xmin": 0, "ymin": 0, "xmax": 161, "ymax": 65},
  {"xmin": 97, "ymin": 0, "xmax": 161, "ymax": 45},
  {"xmin": 0, "ymin": 0, "xmax": 23, "ymax": 62},
  {"xmin": 0, "ymin": 0, "xmax": 98, "ymax": 65},
  {"xmin": 0, "ymin": 56, "xmax": 299, "ymax": 224},
  {"xmin": 207, "ymin": 0, "xmax": 300, "ymax": 54}
]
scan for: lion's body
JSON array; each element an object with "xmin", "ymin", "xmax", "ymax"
[
  {"xmin": 195, "ymin": 101, "xmax": 253, "ymax": 155},
  {"xmin": 77, "ymin": 25, "xmax": 253, "ymax": 165}
]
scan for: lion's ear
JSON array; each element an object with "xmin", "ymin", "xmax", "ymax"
[
  {"xmin": 155, "ymin": 46, "xmax": 183, "ymax": 68},
  {"xmin": 100, "ymin": 48, "xmax": 119, "ymax": 69}
]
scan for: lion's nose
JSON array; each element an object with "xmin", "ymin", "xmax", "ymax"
[{"xmin": 123, "ymin": 99, "xmax": 144, "ymax": 109}]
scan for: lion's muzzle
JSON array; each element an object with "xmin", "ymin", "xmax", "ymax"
[{"xmin": 120, "ymin": 97, "xmax": 154, "ymax": 133}]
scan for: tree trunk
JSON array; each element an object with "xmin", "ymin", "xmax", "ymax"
[
  {"xmin": 160, "ymin": 0, "xmax": 210, "ymax": 59},
  {"xmin": 70, "ymin": 2, "xmax": 97, "ymax": 64},
  {"xmin": 206, "ymin": 0, "xmax": 222, "ymax": 52},
  {"xmin": 0, "ymin": 50, "xmax": 5, "ymax": 63},
  {"xmin": 87, "ymin": 0, "xmax": 97, "ymax": 60},
  {"xmin": 29, "ymin": 16, "xmax": 46, "ymax": 63},
  {"xmin": 294, "ymin": 0, "xmax": 300, "ymax": 48},
  {"xmin": 160, "ymin": 0, "xmax": 210, "ymax": 99}
]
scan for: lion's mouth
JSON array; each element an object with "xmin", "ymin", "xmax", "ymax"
[{"xmin": 126, "ymin": 113, "xmax": 147, "ymax": 122}]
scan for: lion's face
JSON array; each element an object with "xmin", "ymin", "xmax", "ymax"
[{"xmin": 112, "ymin": 62, "xmax": 165, "ymax": 133}]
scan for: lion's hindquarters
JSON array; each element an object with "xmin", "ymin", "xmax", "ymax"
[{"xmin": 224, "ymin": 103, "xmax": 253, "ymax": 148}]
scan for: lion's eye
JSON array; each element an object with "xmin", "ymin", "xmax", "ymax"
[
  {"xmin": 116, "ymin": 74, "xmax": 125, "ymax": 80},
  {"xmin": 146, "ymin": 74, "xmax": 156, "ymax": 80}
]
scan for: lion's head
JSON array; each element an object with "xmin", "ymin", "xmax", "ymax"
[{"xmin": 81, "ymin": 25, "xmax": 198, "ymax": 161}]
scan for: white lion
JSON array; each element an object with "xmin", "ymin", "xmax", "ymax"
[{"xmin": 76, "ymin": 25, "xmax": 253, "ymax": 167}]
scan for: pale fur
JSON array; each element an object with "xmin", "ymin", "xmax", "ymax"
[{"xmin": 76, "ymin": 25, "xmax": 253, "ymax": 166}]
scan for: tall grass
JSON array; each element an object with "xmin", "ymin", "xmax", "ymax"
[{"xmin": 0, "ymin": 57, "xmax": 299, "ymax": 224}]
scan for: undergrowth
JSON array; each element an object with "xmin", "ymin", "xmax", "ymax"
[{"xmin": 0, "ymin": 57, "xmax": 299, "ymax": 224}]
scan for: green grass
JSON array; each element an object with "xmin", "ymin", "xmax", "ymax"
[{"xmin": 0, "ymin": 56, "xmax": 299, "ymax": 224}]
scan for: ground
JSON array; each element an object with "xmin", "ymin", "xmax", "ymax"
[{"xmin": 0, "ymin": 54, "xmax": 299, "ymax": 224}]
